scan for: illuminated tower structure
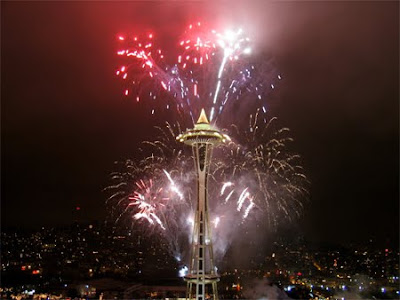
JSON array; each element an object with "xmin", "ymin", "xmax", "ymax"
[{"xmin": 177, "ymin": 109, "xmax": 230, "ymax": 300}]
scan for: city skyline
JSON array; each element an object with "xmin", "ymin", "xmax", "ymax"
[
  {"xmin": 1, "ymin": 221, "xmax": 398, "ymax": 299},
  {"xmin": 2, "ymin": 0, "xmax": 399, "ymax": 249}
]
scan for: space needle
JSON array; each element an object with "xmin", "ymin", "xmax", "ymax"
[{"xmin": 177, "ymin": 109, "xmax": 230, "ymax": 300}]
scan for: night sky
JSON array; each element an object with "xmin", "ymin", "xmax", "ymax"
[{"xmin": 2, "ymin": 1, "xmax": 398, "ymax": 246}]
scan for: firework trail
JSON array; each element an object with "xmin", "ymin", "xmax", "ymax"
[{"xmin": 115, "ymin": 22, "xmax": 281, "ymax": 125}]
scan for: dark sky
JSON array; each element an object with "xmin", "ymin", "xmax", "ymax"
[{"xmin": 1, "ymin": 1, "xmax": 398, "ymax": 246}]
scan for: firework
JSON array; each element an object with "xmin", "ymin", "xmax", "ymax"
[
  {"xmin": 109, "ymin": 21, "xmax": 307, "ymax": 267},
  {"xmin": 212, "ymin": 110, "xmax": 308, "ymax": 228},
  {"xmin": 178, "ymin": 22, "xmax": 216, "ymax": 69},
  {"xmin": 105, "ymin": 151, "xmax": 193, "ymax": 259},
  {"xmin": 129, "ymin": 179, "xmax": 167, "ymax": 229},
  {"xmin": 116, "ymin": 22, "xmax": 281, "ymax": 125}
]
